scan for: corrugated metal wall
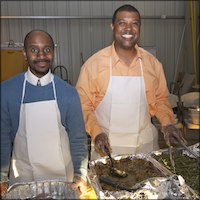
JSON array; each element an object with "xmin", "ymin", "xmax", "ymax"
[{"xmin": 1, "ymin": 1, "xmax": 197, "ymax": 87}]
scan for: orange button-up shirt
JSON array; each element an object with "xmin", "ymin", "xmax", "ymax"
[{"xmin": 76, "ymin": 43, "xmax": 175, "ymax": 141}]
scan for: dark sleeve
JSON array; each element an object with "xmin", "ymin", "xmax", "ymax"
[
  {"xmin": 1, "ymin": 84, "xmax": 13, "ymax": 181},
  {"xmin": 65, "ymin": 89, "xmax": 88, "ymax": 181}
]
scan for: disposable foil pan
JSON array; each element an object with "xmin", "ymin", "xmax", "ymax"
[
  {"xmin": 150, "ymin": 143, "xmax": 200, "ymax": 199},
  {"xmin": 3, "ymin": 180, "xmax": 79, "ymax": 199},
  {"xmin": 88, "ymin": 153, "xmax": 198, "ymax": 199}
]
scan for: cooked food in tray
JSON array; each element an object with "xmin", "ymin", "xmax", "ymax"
[{"xmin": 151, "ymin": 143, "xmax": 200, "ymax": 196}]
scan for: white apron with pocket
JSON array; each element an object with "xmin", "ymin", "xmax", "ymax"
[
  {"xmin": 91, "ymin": 58, "xmax": 158, "ymax": 160},
  {"xmin": 9, "ymin": 74, "xmax": 74, "ymax": 184}
]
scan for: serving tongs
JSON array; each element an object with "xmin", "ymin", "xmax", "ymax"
[
  {"xmin": 99, "ymin": 177, "xmax": 139, "ymax": 192},
  {"xmin": 169, "ymin": 146, "xmax": 176, "ymax": 173},
  {"xmin": 168, "ymin": 137, "xmax": 200, "ymax": 172},
  {"xmin": 177, "ymin": 137, "xmax": 200, "ymax": 160}
]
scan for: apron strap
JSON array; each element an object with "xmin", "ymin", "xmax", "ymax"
[
  {"xmin": 139, "ymin": 58, "xmax": 144, "ymax": 77},
  {"xmin": 21, "ymin": 73, "xmax": 27, "ymax": 104},
  {"xmin": 109, "ymin": 57, "xmax": 112, "ymax": 77},
  {"xmin": 52, "ymin": 76, "xmax": 57, "ymax": 101}
]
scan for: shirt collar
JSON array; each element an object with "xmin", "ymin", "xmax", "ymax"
[
  {"xmin": 26, "ymin": 67, "xmax": 52, "ymax": 86},
  {"xmin": 110, "ymin": 42, "xmax": 143, "ymax": 66}
]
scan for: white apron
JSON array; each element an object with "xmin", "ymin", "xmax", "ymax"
[
  {"xmin": 9, "ymin": 74, "xmax": 74, "ymax": 185},
  {"xmin": 91, "ymin": 58, "xmax": 159, "ymax": 160}
]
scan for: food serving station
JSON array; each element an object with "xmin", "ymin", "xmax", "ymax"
[
  {"xmin": 3, "ymin": 143, "xmax": 199, "ymax": 199},
  {"xmin": 88, "ymin": 143, "xmax": 199, "ymax": 200}
]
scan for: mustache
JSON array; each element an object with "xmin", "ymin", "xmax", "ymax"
[{"xmin": 34, "ymin": 59, "xmax": 50, "ymax": 64}]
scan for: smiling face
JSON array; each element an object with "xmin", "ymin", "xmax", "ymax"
[
  {"xmin": 111, "ymin": 10, "xmax": 141, "ymax": 51},
  {"xmin": 23, "ymin": 31, "xmax": 54, "ymax": 78}
]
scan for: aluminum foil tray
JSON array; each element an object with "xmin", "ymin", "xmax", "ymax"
[
  {"xmin": 150, "ymin": 143, "xmax": 200, "ymax": 199},
  {"xmin": 3, "ymin": 180, "xmax": 79, "ymax": 199},
  {"xmin": 88, "ymin": 153, "xmax": 198, "ymax": 199}
]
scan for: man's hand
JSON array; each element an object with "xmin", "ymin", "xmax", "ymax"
[
  {"xmin": 94, "ymin": 132, "xmax": 111, "ymax": 157},
  {"xmin": 161, "ymin": 124, "xmax": 187, "ymax": 147},
  {"xmin": 0, "ymin": 182, "xmax": 9, "ymax": 198},
  {"xmin": 71, "ymin": 176, "xmax": 88, "ymax": 196}
]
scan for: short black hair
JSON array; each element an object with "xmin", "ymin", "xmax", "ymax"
[
  {"xmin": 112, "ymin": 4, "xmax": 141, "ymax": 24},
  {"xmin": 24, "ymin": 29, "xmax": 54, "ymax": 50}
]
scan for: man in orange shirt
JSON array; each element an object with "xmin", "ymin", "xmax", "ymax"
[{"xmin": 76, "ymin": 4, "xmax": 186, "ymax": 160}]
